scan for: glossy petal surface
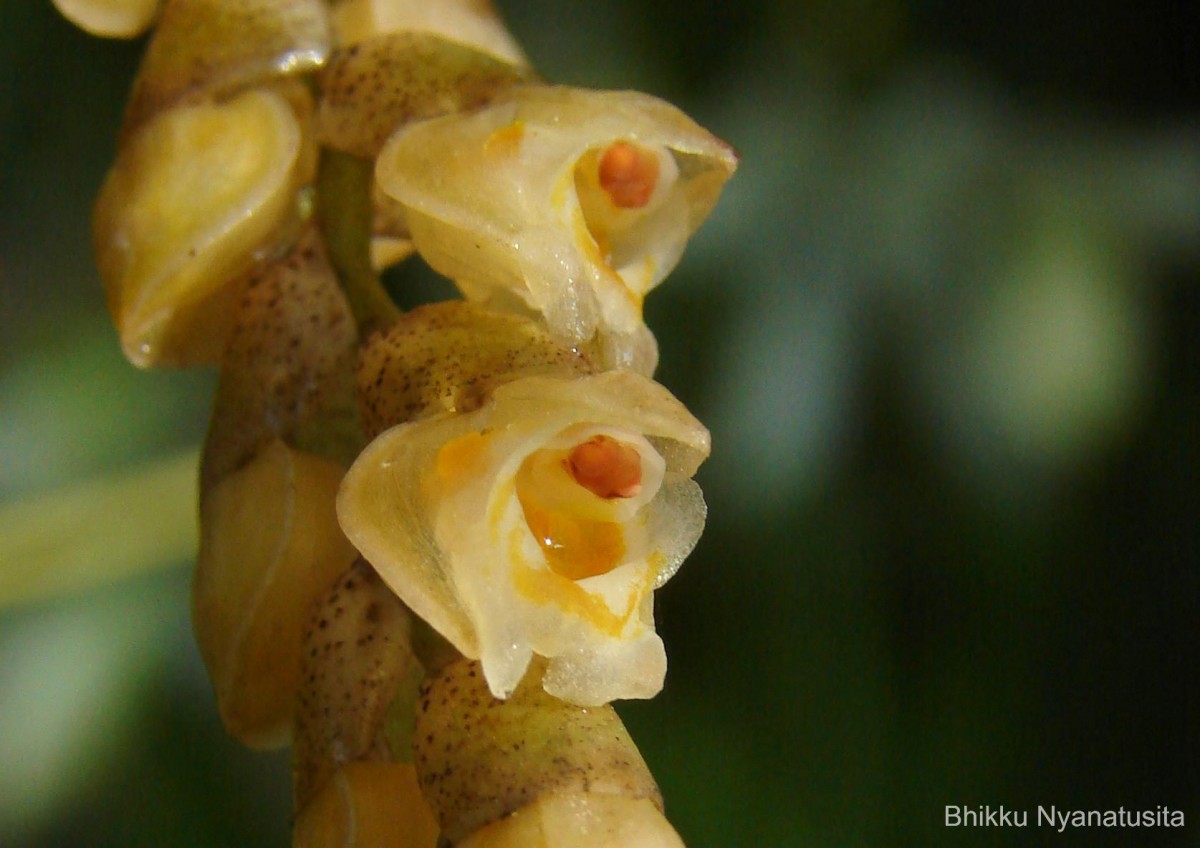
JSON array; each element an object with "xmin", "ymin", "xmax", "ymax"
[{"xmin": 95, "ymin": 88, "xmax": 307, "ymax": 367}]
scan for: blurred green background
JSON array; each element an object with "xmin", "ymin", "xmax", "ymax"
[{"xmin": 2, "ymin": 0, "xmax": 1198, "ymax": 845}]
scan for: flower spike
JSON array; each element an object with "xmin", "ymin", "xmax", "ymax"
[{"xmin": 69, "ymin": 0, "xmax": 735, "ymax": 838}]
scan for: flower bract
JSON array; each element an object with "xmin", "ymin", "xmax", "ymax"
[
  {"xmin": 121, "ymin": 0, "xmax": 330, "ymax": 132},
  {"xmin": 193, "ymin": 439, "xmax": 359, "ymax": 748}
]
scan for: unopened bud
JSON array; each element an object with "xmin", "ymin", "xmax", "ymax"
[{"xmin": 414, "ymin": 658, "xmax": 662, "ymax": 844}]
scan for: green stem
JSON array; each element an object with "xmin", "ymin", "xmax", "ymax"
[{"xmin": 316, "ymin": 148, "xmax": 401, "ymax": 335}]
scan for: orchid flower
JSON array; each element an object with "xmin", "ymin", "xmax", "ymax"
[
  {"xmin": 340, "ymin": 366, "xmax": 709, "ymax": 705},
  {"xmin": 376, "ymin": 84, "xmax": 737, "ymax": 371}
]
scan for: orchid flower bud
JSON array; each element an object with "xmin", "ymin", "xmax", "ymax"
[
  {"xmin": 95, "ymin": 86, "xmax": 314, "ymax": 367},
  {"xmin": 52, "ymin": 0, "xmax": 159, "ymax": 38},
  {"xmin": 338, "ymin": 370, "xmax": 710, "ymax": 705},
  {"xmin": 293, "ymin": 560, "xmax": 422, "ymax": 809},
  {"xmin": 193, "ymin": 439, "xmax": 359, "ymax": 748},
  {"xmin": 356, "ymin": 301, "xmax": 592, "ymax": 437},
  {"xmin": 375, "ymin": 85, "xmax": 737, "ymax": 370},
  {"xmin": 318, "ymin": 32, "xmax": 530, "ymax": 160},
  {"xmin": 413, "ymin": 658, "xmax": 667, "ymax": 845},
  {"xmin": 121, "ymin": 0, "xmax": 330, "ymax": 133},
  {"xmin": 326, "ymin": 0, "xmax": 528, "ymax": 67},
  {"xmin": 202, "ymin": 226, "xmax": 361, "ymax": 491},
  {"xmin": 459, "ymin": 794, "xmax": 684, "ymax": 848},
  {"xmin": 294, "ymin": 762, "xmax": 439, "ymax": 848}
]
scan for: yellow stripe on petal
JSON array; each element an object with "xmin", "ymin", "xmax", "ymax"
[{"xmin": 508, "ymin": 529, "xmax": 644, "ymax": 638}]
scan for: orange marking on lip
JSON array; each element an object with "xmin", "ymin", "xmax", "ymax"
[
  {"xmin": 598, "ymin": 141, "xmax": 660, "ymax": 208},
  {"xmin": 484, "ymin": 120, "xmax": 525, "ymax": 156},
  {"xmin": 509, "ymin": 529, "xmax": 645, "ymax": 635},
  {"xmin": 518, "ymin": 492, "xmax": 626, "ymax": 581}
]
